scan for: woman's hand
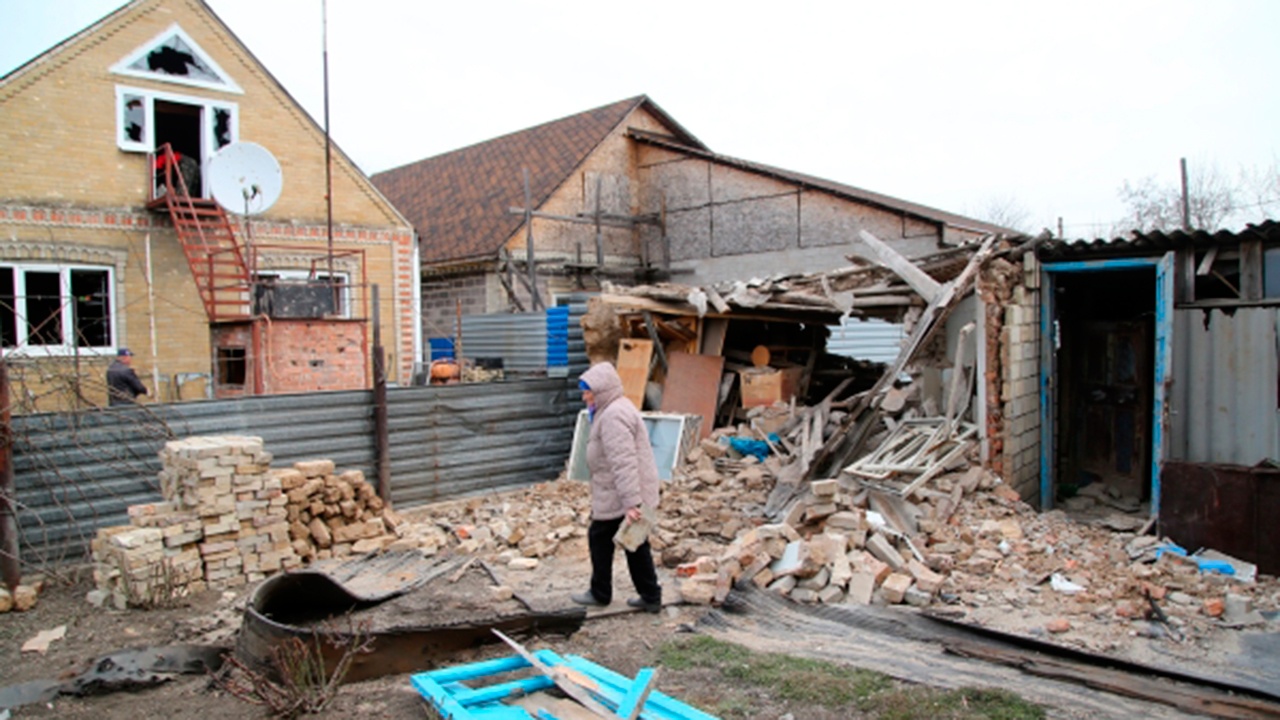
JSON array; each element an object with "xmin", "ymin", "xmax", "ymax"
[{"xmin": 626, "ymin": 506, "xmax": 642, "ymax": 522}]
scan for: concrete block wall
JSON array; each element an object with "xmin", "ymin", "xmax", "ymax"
[
  {"xmin": 421, "ymin": 269, "xmax": 491, "ymax": 341},
  {"xmin": 1001, "ymin": 253, "xmax": 1042, "ymax": 504}
]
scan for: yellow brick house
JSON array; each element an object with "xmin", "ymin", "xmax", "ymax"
[{"xmin": 0, "ymin": 0, "xmax": 418, "ymax": 411}]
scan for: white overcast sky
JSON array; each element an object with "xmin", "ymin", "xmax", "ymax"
[{"xmin": 3, "ymin": 0, "xmax": 1278, "ymax": 237}]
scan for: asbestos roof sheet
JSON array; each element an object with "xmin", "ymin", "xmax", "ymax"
[{"xmin": 1037, "ymin": 220, "xmax": 1280, "ymax": 261}]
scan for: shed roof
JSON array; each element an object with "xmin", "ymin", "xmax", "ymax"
[
  {"xmin": 371, "ymin": 95, "xmax": 703, "ymax": 265},
  {"xmin": 1037, "ymin": 220, "xmax": 1280, "ymax": 261}
]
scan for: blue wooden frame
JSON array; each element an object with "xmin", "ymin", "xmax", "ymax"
[
  {"xmin": 1038, "ymin": 253, "xmax": 1173, "ymax": 515},
  {"xmin": 410, "ymin": 648, "xmax": 721, "ymax": 720}
]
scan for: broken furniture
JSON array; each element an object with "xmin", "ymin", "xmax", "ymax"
[
  {"xmin": 844, "ymin": 418, "xmax": 979, "ymax": 497},
  {"xmin": 411, "ymin": 645, "xmax": 718, "ymax": 720}
]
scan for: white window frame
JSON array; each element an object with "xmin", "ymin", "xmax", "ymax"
[
  {"xmin": 255, "ymin": 270, "xmax": 352, "ymax": 319},
  {"xmin": 110, "ymin": 23, "xmax": 243, "ymax": 94},
  {"xmin": 115, "ymin": 85, "xmax": 239, "ymax": 156},
  {"xmin": 0, "ymin": 263, "xmax": 117, "ymax": 357}
]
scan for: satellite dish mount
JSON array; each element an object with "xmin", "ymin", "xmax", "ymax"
[{"xmin": 206, "ymin": 142, "xmax": 284, "ymax": 272}]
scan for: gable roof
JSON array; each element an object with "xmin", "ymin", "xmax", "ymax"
[
  {"xmin": 628, "ymin": 129, "xmax": 1013, "ymax": 236},
  {"xmin": 372, "ymin": 95, "xmax": 703, "ymax": 265},
  {"xmin": 2, "ymin": 0, "xmax": 411, "ymax": 229}
]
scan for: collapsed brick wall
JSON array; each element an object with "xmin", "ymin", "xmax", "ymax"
[{"xmin": 980, "ymin": 252, "xmax": 1042, "ymax": 506}]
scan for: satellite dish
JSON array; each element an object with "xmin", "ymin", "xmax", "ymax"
[{"xmin": 207, "ymin": 141, "xmax": 283, "ymax": 215}]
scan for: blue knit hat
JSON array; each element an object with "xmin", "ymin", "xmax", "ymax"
[{"xmin": 578, "ymin": 379, "xmax": 591, "ymax": 391}]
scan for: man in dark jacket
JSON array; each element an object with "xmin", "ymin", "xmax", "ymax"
[{"xmin": 107, "ymin": 348, "xmax": 148, "ymax": 406}]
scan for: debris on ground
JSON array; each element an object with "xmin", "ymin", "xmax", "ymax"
[
  {"xmin": 20, "ymin": 625, "xmax": 66, "ymax": 654},
  {"xmin": 412, "ymin": 631, "xmax": 710, "ymax": 720}
]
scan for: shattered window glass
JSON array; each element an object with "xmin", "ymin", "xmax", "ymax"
[
  {"xmin": 214, "ymin": 107, "xmax": 232, "ymax": 148},
  {"xmin": 122, "ymin": 94, "xmax": 146, "ymax": 143},
  {"xmin": 127, "ymin": 34, "xmax": 223, "ymax": 84}
]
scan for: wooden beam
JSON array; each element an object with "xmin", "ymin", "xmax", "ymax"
[
  {"xmin": 506, "ymin": 207, "xmax": 661, "ymax": 228},
  {"xmin": 491, "ymin": 629, "xmax": 614, "ymax": 718},
  {"xmin": 857, "ymin": 230, "xmax": 943, "ymax": 303}
]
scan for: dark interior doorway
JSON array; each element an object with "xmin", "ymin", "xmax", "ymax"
[
  {"xmin": 154, "ymin": 100, "xmax": 203, "ymax": 197},
  {"xmin": 1053, "ymin": 269, "xmax": 1156, "ymax": 506}
]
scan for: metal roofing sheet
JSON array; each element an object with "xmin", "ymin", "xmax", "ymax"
[{"xmin": 1169, "ymin": 306, "xmax": 1279, "ymax": 465}]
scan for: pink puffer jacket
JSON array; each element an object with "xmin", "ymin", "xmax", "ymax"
[{"xmin": 580, "ymin": 362, "xmax": 660, "ymax": 520}]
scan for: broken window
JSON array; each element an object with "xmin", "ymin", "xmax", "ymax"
[
  {"xmin": 216, "ymin": 346, "xmax": 247, "ymax": 386},
  {"xmin": 253, "ymin": 272, "xmax": 350, "ymax": 319},
  {"xmin": 0, "ymin": 264, "xmax": 114, "ymax": 355},
  {"xmin": 111, "ymin": 24, "xmax": 242, "ymax": 93},
  {"xmin": 115, "ymin": 86, "xmax": 238, "ymax": 156}
]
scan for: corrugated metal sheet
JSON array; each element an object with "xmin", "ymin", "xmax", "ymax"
[
  {"xmin": 13, "ymin": 379, "xmax": 582, "ymax": 566},
  {"xmin": 826, "ymin": 317, "xmax": 905, "ymax": 364},
  {"xmin": 1169, "ymin": 307, "xmax": 1280, "ymax": 464},
  {"xmin": 386, "ymin": 377, "xmax": 580, "ymax": 507},
  {"xmin": 559, "ymin": 292, "xmax": 595, "ymax": 378},
  {"xmin": 1037, "ymin": 219, "xmax": 1280, "ymax": 261},
  {"xmin": 460, "ymin": 312, "xmax": 549, "ymax": 372},
  {"xmin": 12, "ymin": 390, "xmax": 375, "ymax": 566}
]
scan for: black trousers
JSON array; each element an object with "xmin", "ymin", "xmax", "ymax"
[{"xmin": 587, "ymin": 516, "xmax": 661, "ymax": 604}]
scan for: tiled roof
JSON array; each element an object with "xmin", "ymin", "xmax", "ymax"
[
  {"xmin": 1037, "ymin": 220, "xmax": 1280, "ymax": 261},
  {"xmin": 372, "ymin": 96, "xmax": 703, "ymax": 265},
  {"xmin": 628, "ymin": 129, "xmax": 1014, "ymax": 236}
]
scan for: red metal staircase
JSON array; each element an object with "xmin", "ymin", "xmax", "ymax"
[{"xmin": 147, "ymin": 144, "xmax": 253, "ymax": 322}]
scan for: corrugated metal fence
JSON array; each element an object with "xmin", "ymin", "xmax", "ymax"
[
  {"xmin": 12, "ymin": 378, "xmax": 580, "ymax": 566},
  {"xmin": 1170, "ymin": 306, "xmax": 1280, "ymax": 465}
]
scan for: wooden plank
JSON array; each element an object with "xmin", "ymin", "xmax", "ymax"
[
  {"xmin": 616, "ymin": 339, "xmax": 653, "ymax": 410},
  {"xmin": 944, "ymin": 641, "xmax": 1280, "ymax": 720},
  {"xmin": 660, "ymin": 353, "xmax": 725, "ymax": 440},
  {"xmin": 857, "ymin": 230, "xmax": 942, "ymax": 303},
  {"xmin": 617, "ymin": 668, "xmax": 658, "ymax": 720},
  {"xmin": 491, "ymin": 629, "xmax": 614, "ymax": 718}
]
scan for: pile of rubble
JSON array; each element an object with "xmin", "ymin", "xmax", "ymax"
[
  {"xmin": 90, "ymin": 436, "xmax": 406, "ymax": 608},
  {"xmin": 396, "ymin": 412, "xmax": 1278, "ymax": 657},
  {"xmin": 279, "ymin": 461, "xmax": 406, "ymax": 562}
]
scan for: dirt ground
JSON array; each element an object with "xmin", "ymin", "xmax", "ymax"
[
  {"xmin": 0, "ymin": 538, "xmax": 743, "ymax": 719},
  {"xmin": 2, "ymin": 499, "xmax": 1276, "ymax": 719}
]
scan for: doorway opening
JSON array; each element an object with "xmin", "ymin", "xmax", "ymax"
[
  {"xmin": 1052, "ymin": 268, "xmax": 1156, "ymax": 511},
  {"xmin": 154, "ymin": 100, "xmax": 203, "ymax": 197}
]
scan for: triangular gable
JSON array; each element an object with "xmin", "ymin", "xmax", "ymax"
[
  {"xmin": 110, "ymin": 22, "xmax": 243, "ymax": 94},
  {"xmin": 373, "ymin": 95, "xmax": 703, "ymax": 265}
]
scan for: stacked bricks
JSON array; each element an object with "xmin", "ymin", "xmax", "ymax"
[
  {"xmin": 91, "ymin": 521, "xmax": 205, "ymax": 609},
  {"xmin": 92, "ymin": 435, "xmax": 408, "ymax": 606},
  {"xmin": 280, "ymin": 462, "xmax": 402, "ymax": 563},
  {"xmin": 156, "ymin": 435, "xmax": 300, "ymax": 587}
]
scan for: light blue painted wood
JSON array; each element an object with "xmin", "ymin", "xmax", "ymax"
[
  {"xmin": 1152, "ymin": 251, "xmax": 1174, "ymax": 517},
  {"xmin": 410, "ymin": 648, "xmax": 720, "ymax": 720},
  {"xmin": 1040, "ymin": 254, "xmax": 1168, "ymax": 515},
  {"xmin": 617, "ymin": 668, "xmax": 657, "ymax": 718},
  {"xmin": 1039, "ymin": 270, "xmax": 1055, "ymax": 511}
]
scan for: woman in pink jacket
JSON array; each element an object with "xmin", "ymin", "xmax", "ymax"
[{"xmin": 571, "ymin": 362, "xmax": 662, "ymax": 613}]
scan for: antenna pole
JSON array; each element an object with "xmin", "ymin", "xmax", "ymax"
[{"xmin": 323, "ymin": 0, "xmax": 335, "ymax": 292}]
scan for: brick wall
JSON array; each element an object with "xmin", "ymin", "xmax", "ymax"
[{"xmin": 0, "ymin": 0, "xmax": 418, "ymax": 398}]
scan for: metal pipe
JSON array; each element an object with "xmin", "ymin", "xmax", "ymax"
[
  {"xmin": 372, "ymin": 285, "xmax": 390, "ymax": 505},
  {"xmin": 0, "ymin": 360, "xmax": 20, "ymax": 591},
  {"xmin": 145, "ymin": 233, "xmax": 160, "ymax": 399},
  {"xmin": 323, "ymin": 0, "xmax": 336, "ymax": 295}
]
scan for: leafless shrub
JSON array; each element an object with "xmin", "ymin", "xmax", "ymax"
[{"xmin": 213, "ymin": 616, "xmax": 374, "ymax": 718}]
